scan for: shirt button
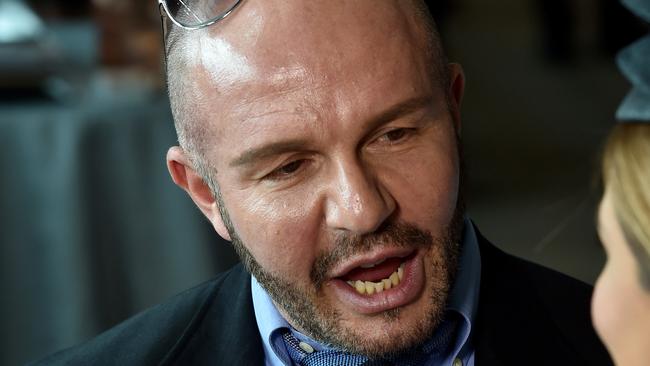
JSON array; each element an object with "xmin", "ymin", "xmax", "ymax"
[
  {"xmin": 453, "ymin": 358, "xmax": 463, "ymax": 366},
  {"xmin": 298, "ymin": 341, "xmax": 315, "ymax": 354}
]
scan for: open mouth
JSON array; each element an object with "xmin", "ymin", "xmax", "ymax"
[
  {"xmin": 328, "ymin": 250, "xmax": 424, "ymax": 314},
  {"xmin": 341, "ymin": 255, "xmax": 410, "ymax": 295}
]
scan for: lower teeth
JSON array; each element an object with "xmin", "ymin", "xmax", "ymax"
[{"xmin": 347, "ymin": 263, "xmax": 405, "ymax": 295}]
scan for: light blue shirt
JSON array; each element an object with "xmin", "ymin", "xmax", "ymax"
[{"xmin": 252, "ymin": 218, "xmax": 481, "ymax": 366}]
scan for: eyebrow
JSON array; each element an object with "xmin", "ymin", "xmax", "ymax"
[
  {"xmin": 364, "ymin": 96, "xmax": 433, "ymax": 133},
  {"xmin": 229, "ymin": 139, "xmax": 310, "ymax": 167},
  {"xmin": 228, "ymin": 96, "xmax": 433, "ymax": 168}
]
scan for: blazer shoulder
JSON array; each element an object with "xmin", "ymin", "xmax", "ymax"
[
  {"xmin": 486, "ymin": 239, "xmax": 594, "ymax": 302},
  {"xmin": 475, "ymin": 229, "xmax": 612, "ymax": 366},
  {"xmin": 28, "ymin": 265, "xmax": 249, "ymax": 366}
]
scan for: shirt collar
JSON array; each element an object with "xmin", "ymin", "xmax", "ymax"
[
  {"xmin": 251, "ymin": 217, "xmax": 481, "ymax": 365},
  {"xmin": 445, "ymin": 217, "xmax": 482, "ymax": 361},
  {"xmin": 251, "ymin": 275, "xmax": 293, "ymax": 365}
]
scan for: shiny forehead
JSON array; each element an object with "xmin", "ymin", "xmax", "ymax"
[
  {"xmin": 167, "ymin": 0, "xmax": 441, "ymax": 156},
  {"xmin": 183, "ymin": 0, "xmax": 434, "ymax": 87}
]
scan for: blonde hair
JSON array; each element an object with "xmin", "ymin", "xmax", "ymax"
[{"xmin": 602, "ymin": 123, "xmax": 650, "ymax": 290}]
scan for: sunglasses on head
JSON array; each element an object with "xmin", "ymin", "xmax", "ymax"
[{"xmin": 158, "ymin": 0, "xmax": 243, "ymax": 31}]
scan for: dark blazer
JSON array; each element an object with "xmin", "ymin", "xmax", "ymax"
[{"xmin": 30, "ymin": 228, "xmax": 613, "ymax": 366}]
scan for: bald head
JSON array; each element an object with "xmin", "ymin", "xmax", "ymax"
[{"xmin": 166, "ymin": 0, "xmax": 448, "ymax": 174}]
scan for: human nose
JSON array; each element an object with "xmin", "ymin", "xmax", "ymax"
[{"xmin": 324, "ymin": 160, "xmax": 396, "ymax": 234}]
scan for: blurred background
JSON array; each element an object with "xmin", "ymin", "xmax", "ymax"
[{"xmin": 0, "ymin": 0, "xmax": 646, "ymax": 364}]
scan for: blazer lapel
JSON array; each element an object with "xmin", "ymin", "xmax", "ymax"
[
  {"xmin": 473, "ymin": 231, "xmax": 563, "ymax": 366},
  {"xmin": 471, "ymin": 229, "xmax": 508, "ymax": 366}
]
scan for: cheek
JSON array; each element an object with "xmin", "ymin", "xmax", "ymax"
[
  {"xmin": 592, "ymin": 264, "xmax": 624, "ymax": 349},
  {"xmin": 386, "ymin": 145, "xmax": 459, "ymax": 228},
  {"xmin": 592, "ymin": 270, "xmax": 610, "ymax": 338},
  {"xmin": 227, "ymin": 188, "xmax": 323, "ymax": 279}
]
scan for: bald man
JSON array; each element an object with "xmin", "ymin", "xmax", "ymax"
[{"xmin": 31, "ymin": 1, "xmax": 611, "ymax": 365}]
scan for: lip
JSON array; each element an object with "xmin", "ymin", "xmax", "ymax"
[
  {"xmin": 327, "ymin": 251, "xmax": 425, "ymax": 314},
  {"xmin": 328, "ymin": 247, "xmax": 416, "ymax": 279}
]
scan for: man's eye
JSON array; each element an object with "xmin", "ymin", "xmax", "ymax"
[
  {"xmin": 265, "ymin": 160, "xmax": 305, "ymax": 180},
  {"xmin": 376, "ymin": 128, "xmax": 413, "ymax": 144}
]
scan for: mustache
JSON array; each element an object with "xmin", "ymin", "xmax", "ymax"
[{"xmin": 310, "ymin": 222, "xmax": 434, "ymax": 287}]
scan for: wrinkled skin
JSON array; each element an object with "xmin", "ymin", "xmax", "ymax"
[
  {"xmin": 593, "ymin": 189, "xmax": 650, "ymax": 366},
  {"xmin": 167, "ymin": 0, "xmax": 466, "ymax": 357}
]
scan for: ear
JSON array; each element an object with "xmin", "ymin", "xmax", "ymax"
[
  {"xmin": 447, "ymin": 63, "xmax": 465, "ymax": 135},
  {"xmin": 166, "ymin": 146, "xmax": 232, "ymax": 241}
]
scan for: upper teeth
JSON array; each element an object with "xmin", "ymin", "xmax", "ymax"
[{"xmin": 347, "ymin": 262, "xmax": 405, "ymax": 295}]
